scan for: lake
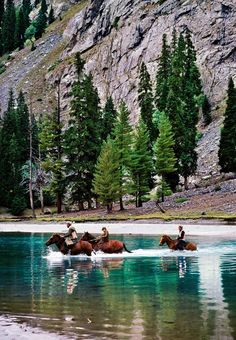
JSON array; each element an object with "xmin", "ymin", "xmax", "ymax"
[{"xmin": 0, "ymin": 232, "xmax": 236, "ymax": 339}]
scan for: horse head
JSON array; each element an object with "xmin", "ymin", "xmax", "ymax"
[
  {"xmin": 45, "ymin": 233, "xmax": 62, "ymax": 246},
  {"xmin": 80, "ymin": 231, "xmax": 95, "ymax": 242},
  {"xmin": 159, "ymin": 235, "xmax": 170, "ymax": 246}
]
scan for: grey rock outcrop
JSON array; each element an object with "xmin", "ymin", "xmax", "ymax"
[{"xmin": 62, "ymin": 0, "xmax": 236, "ymax": 123}]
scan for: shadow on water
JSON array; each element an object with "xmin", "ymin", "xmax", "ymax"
[{"xmin": 0, "ymin": 233, "xmax": 236, "ymax": 339}]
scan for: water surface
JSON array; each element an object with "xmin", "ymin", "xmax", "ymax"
[{"xmin": 0, "ymin": 233, "xmax": 236, "ymax": 339}]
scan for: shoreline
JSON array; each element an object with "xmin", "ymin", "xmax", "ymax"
[{"xmin": 1, "ymin": 221, "xmax": 236, "ymax": 236}]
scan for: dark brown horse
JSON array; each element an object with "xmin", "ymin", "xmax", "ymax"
[
  {"xmin": 159, "ymin": 235, "xmax": 197, "ymax": 251},
  {"xmin": 45, "ymin": 234, "xmax": 93, "ymax": 256},
  {"xmin": 80, "ymin": 232, "xmax": 132, "ymax": 254}
]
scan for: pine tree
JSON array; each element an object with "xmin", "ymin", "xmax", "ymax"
[
  {"xmin": 155, "ymin": 34, "xmax": 171, "ymax": 112},
  {"xmin": 154, "ymin": 112, "xmax": 176, "ymax": 202},
  {"xmin": 93, "ymin": 138, "xmax": 120, "ymax": 212},
  {"xmin": 0, "ymin": 0, "xmax": 4, "ymax": 27},
  {"xmin": 22, "ymin": 0, "xmax": 31, "ymax": 29},
  {"xmin": 218, "ymin": 77, "xmax": 236, "ymax": 173},
  {"xmin": 2, "ymin": 0, "xmax": 16, "ymax": 53},
  {"xmin": 34, "ymin": 10, "xmax": 47, "ymax": 39},
  {"xmin": 113, "ymin": 101, "xmax": 133, "ymax": 210},
  {"xmin": 101, "ymin": 96, "xmax": 117, "ymax": 141},
  {"xmin": 48, "ymin": 6, "xmax": 55, "ymax": 25},
  {"xmin": 40, "ymin": 0, "xmax": 47, "ymax": 14},
  {"xmin": 39, "ymin": 111, "xmax": 65, "ymax": 213},
  {"xmin": 138, "ymin": 62, "xmax": 155, "ymax": 142},
  {"xmin": 130, "ymin": 119, "xmax": 153, "ymax": 207},
  {"xmin": 64, "ymin": 53, "xmax": 102, "ymax": 209},
  {"xmin": 15, "ymin": 7, "xmax": 25, "ymax": 50},
  {"xmin": 202, "ymin": 95, "xmax": 212, "ymax": 126}
]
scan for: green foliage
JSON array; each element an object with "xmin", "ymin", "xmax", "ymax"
[
  {"xmin": 154, "ymin": 112, "xmax": 176, "ymax": 201},
  {"xmin": 202, "ymin": 95, "xmax": 212, "ymax": 126},
  {"xmin": 2, "ymin": 0, "xmax": 16, "ymax": 53},
  {"xmin": 10, "ymin": 195, "xmax": 27, "ymax": 215},
  {"xmin": 156, "ymin": 178, "xmax": 172, "ymax": 201},
  {"xmin": 24, "ymin": 23, "xmax": 36, "ymax": 42},
  {"xmin": 112, "ymin": 16, "xmax": 120, "ymax": 30},
  {"xmin": 93, "ymin": 138, "xmax": 120, "ymax": 212},
  {"xmin": 113, "ymin": 101, "xmax": 133, "ymax": 210},
  {"xmin": 218, "ymin": 77, "xmax": 236, "ymax": 173},
  {"xmin": 34, "ymin": 10, "xmax": 47, "ymax": 39},
  {"xmin": 138, "ymin": 61, "xmax": 156, "ymax": 142},
  {"xmin": 64, "ymin": 55, "xmax": 102, "ymax": 208},
  {"xmin": 15, "ymin": 7, "xmax": 25, "ymax": 50},
  {"xmin": 175, "ymin": 197, "xmax": 188, "ymax": 203},
  {"xmin": 101, "ymin": 96, "xmax": 117, "ymax": 141},
  {"xmin": 48, "ymin": 6, "xmax": 55, "ymax": 25},
  {"xmin": 22, "ymin": 0, "xmax": 32, "ymax": 29},
  {"xmin": 0, "ymin": 61, "xmax": 6, "ymax": 74},
  {"xmin": 130, "ymin": 119, "xmax": 153, "ymax": 207}
]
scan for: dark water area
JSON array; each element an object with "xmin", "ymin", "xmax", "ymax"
[{"xmin": 0, "ymin": 233, "xmax": 236, "ymax": 339}]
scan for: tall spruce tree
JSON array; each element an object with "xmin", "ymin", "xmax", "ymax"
[
  {"xmin": 101, "ymin": 96, "xmax": 117, "ymax": 141},
  {"xmin": 22, "ymin": 0, "xmax": 31, "ymax": 29},
  {"xmin": 113, "ymin": 101, "xmax": 133, "ymax": 210},
  {"xmin": 64, "ymin": 53, "xmax": 102, "ymax": 210},
  {"xmin": 154, "ymin": 112, "xmax": 176, "ymax": 202},
  {"xmin": 2, "ymin": 0, "xmax": 16, "ymax": 53},
  {"xmin": 202, "ymin": 95, "xmax": 212, "ymax": 126},
  {"xmin": 218, "ymin": 77, "xmax": 236, "ymax": 173},
  {"xmin": 138, "ymin": 62, "xmax": 155, "ymax": 142},
  {"xmin": 130, "ymin": 119, "xmax": 153, "ymax": 207},
  {"xmin": 48, "ymin": 6, "xmax": 55, "ymax": 25},
  {"xmin": 0, "ymin": 0, "xmax": 4, "ymax": 27},
  {"xmin": 93, "ymin": 138, "xmax": 120, "ymax": 212},
  {"xmin": 155, "ymin": 34, "xmax": 171, "ymax": 112},
  {"xmin": 15, "ymin": 7, "xmax": 25, "ymax": 50},
  {"xmin": 34, "ymin": 0, "xmax": 47, "ymax": 40}
]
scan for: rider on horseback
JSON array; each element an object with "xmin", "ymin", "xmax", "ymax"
[
  {"xmin": 63, "ymin": 222, "xmax": 78, "ymax": 249},
  {"xmin": 94, "ymin": 227, "xmax": 109, "ymax": 245},
  {"xmin": 176, "ymin": 225, "xmax": 187, "ymax": 250}
]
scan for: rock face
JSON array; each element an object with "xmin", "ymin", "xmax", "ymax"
[{"xmin": 62, "ymin": 0, "xmax": 236, "ymax": 123}]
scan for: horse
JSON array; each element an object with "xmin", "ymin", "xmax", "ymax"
[
  {"xmin": 45, "ymin": 233, "xmax": 93, "ymax": 256},
  {"xmin": 159, "ymin": 234, "xmax": 197, "ymax": 251},
  {"xmin": 80, "ymin": 231, "xmax": 132, "ymax": 254}
]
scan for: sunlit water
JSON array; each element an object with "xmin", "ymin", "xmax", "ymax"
[{"xmin": 0, "ymin": 232, "xmax": 236, "ymax": 339}]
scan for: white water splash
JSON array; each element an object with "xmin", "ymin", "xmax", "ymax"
[{"xmin": 43, "ymin": 243, "xmax": 236, "ymax": 262}]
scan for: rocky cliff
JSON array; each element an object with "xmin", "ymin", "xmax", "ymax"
[{"xmin": 0, "ymin": 0, "xmax": 235, "ymax": 179}]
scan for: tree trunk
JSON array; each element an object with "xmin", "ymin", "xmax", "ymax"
[
  {"xmin": 29, "ymin": 100, "xmax": 36, "ymax": 218},
  {"xmin": 119, "ymin": 197, "xmax": 124, "ymax": 211},
  {"xmin": 107, "ymin": 203, "xmax": 112, "ymax": 213},
  {"xmin": 78, "ymin": 201, "xmax": 84, "ymax": 211},
  {"xmin": 184, "ymin": 176, "xmax": 188, "ymax": 190},
  {"xmin": 39, "ymin": 187, "xmax": 44, "ymax": 214},
  {"xmin": 57, "ymin": 193, "xmax": 62, "ymax": 214},
  {"xmin": 88, "ymin": 199, "xmax": 92, "ymax": 209}
]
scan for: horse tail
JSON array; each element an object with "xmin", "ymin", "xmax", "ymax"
[{"xmin": 123, "ymin": 243, "xmax": 132, "ymax": 253}]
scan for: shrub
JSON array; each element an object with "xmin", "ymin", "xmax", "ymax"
[
  {"xmin": 175, "ymin": 197, "xmax": 188, "ymax": 204},
  {"xmin": 10, "ymin": 196, "xmax": 27, "ymax": 216}
]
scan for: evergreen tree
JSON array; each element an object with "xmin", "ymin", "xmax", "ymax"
[
  {"xmin": 138, "ymin": 61, "xmax": 155, "ymax": 142},
  {"xmin": 40, "ymin": 0, "xmax": 47, "ymax": 14},
  {"xmin": 93, "ymin": 138, "xmax": 120, "ymax": 212},
  {"xmin": 154, "ymin": 112, "xmax": 176, "ymax": 202},
  {"xmin": 34, "ymin": 10, "xmax": 47, "ymax": 39},
  {"xmin": 130, "ymin": 119, "xmax": 153, "ymax": 207},
  {"xmin": 48, "ymin": 6, "xmax": 55, "ymax": 25},
  {"xmin": 39, "ymin": 111, "xmax": 65, "ymax": 213},
  {"xmin": 113, "ymin": 101, "xmax": 133, "ymax": 210},
  {"xmin": 155, "ymin": 34, "xmax": 171, "ymax": 112},
  {"xmin": 64, "ymin": 53, "xmax": 102, "ymax": 209},
  {"xmin": 0, "ymin": 0, "xmax": 4, "ymax": 27},
  {"xmin": 15, "ymin": 7, "xmax": 25, "ymax": 50},
  {"xmin": 101, "ymin": 96, "xmax": 117, "ymax": 141},
  {"xmin": 22, "ymin": 0, "xmax": 31, "ymax": 29},
  {"xmin": 202, "ymin": 95, "xmax": 212, "ymax": 126},
  {"xmin": 218, "ymin": 77, "xmax": 236, "ymax": 173},
  {"xmin": 2, "ymin": 0, "xmax": 16, "ymax": 53}
]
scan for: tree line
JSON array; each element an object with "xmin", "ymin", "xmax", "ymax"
[
  {"xmin": 0, "ymin": 30, "xmax": 234, "ymax": 215},
  {"xmin": 0, "ymin": 0, "xmax": 55, "ymax": 56}
]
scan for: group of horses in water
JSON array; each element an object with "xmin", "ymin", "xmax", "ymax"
[{"xmin": 45, "ymin": 232, "xmax": 197, "ymax": 256}]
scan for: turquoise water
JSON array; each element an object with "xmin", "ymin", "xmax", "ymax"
[{"xmin": 0, "ymin": 233, "xmax": 236, "ymax": 339}]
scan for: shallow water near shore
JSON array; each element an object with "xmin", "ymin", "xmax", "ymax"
[{"xmin": 1, "ymin": 232, "xmax": 236, "ymax": 339}]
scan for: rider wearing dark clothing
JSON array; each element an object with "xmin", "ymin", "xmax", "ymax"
[{"xmin": 176, "ymin": 225, "xmax": 187, "ymax": 250}]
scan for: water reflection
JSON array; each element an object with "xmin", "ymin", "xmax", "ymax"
[{"xmin": 0, "ymin": 233, "xmax": 236, "ymax": 340}]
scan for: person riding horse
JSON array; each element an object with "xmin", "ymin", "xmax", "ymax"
[
  {"xmin": 176, "ymin": 225, "xmax": 187, "ymax": 250},
  {"xmin": 93, "ymin": 227, "xmax": 109, "ymax": 245},
  {"xmin": 63, "ymin": 222, "xmax": 78, "ymax": 249}
]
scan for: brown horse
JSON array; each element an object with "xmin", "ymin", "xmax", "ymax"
[
  {"xmin": 159, "ymin": 235, "xmax": 197, "ymax": 251},
  {"xmin": 45, "ymin": 233, "xmax": 93, "ymax": 256},
  {"xmin": 80, "ymin": 232, "xmax": 132, "ymax": 254}
]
